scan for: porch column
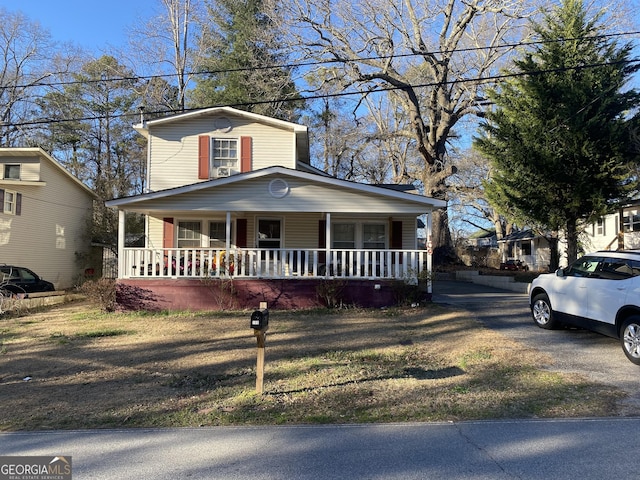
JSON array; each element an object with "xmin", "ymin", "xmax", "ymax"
[
  {"xmin": 226, "ymin": 211, "xmax": 231, "ymax": 268},
  {"xmin": 325, "ymin": 212, "xmax": 331, "ymax": 277},
  {"xmin": 425, "ymin": 211, "xmax": 433, "ymax": 294},
  {"xmin": 118, "ymin": 209, "xmax": 125, "ymax": 279},
  {"xmin": 225, "ymin": 211, "xmax": 231, "ymax": 250}
]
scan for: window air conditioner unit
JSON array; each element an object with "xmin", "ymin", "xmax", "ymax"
[{"xmin": 216, "ymin": 167, "xmax": 237, "ymax": 178}]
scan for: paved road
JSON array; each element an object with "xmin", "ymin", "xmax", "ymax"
[
  {"xmin": 2, "ymin": 419, "xmax": 640, "ymax": 479},
  {"xmin": 432, "ymin": 280, "xmax": 640, "ymax": 412},
  {"xmin": 3, "ymin": 281, "xmax": 640, "ymax": 479}
]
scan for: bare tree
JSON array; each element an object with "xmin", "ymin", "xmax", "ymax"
[
  {"xmin": 447, "ymin": 148, "xmax": 513, "ymax": 239},
  {"xmin": 0, "ymin": 8, "xmax": 77, "ymax": 146},
  {"xmin": 127, "ymin": 0, "xmax": 209, "ymax": 112},
  {"xmin": 270, "ymin": 0, "xmax": 539, "ymax": 260}
]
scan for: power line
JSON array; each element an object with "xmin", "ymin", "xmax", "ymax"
[
  {"xmin": 1, "ymin": 30, "xmax": 639, "ymax": 92},
  {"xmin": 6, "ymin": 56, "xmax": 640, "ymax": 129}
]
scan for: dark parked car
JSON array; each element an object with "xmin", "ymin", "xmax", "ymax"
[
  {"xmin": 0, "ymin": 265, "xmax": 55, "ymax": 295},
  {"xmin": 500, "ymin": 259, "xmax": 529, "ymax": 271}
]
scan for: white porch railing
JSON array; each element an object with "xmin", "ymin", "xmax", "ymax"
[{"xmin": 121, "ymin": 248, "xmax": 429, "ymax": 281}]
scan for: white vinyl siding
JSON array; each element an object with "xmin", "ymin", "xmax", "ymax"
[
  {"xmin": 148, "ymin": 114, "xmax": 297, "ymax": 191},
  {"xmin": 134, "ymin": 177, "xmax": 430, "ymax": 215}
]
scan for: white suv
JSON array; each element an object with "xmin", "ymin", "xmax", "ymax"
[{"xmin": 529, "ymin": 250, "xmax": 640, "ymax": 364}]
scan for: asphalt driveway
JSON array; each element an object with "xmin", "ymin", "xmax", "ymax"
[{"xmin": 432, "ymin": 279, "xmax": 640, "ymax": 414}]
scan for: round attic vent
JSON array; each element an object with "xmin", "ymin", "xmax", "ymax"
[
  {"xmin": 269, "ymin": 178, "xmax": 289, "ymax": 198},
  {"xmin": 214, "ymin": 117, "xmax": 232, "ymax": 132}
]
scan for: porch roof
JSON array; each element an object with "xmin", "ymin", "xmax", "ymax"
[{"xmin": 105, "ymin": 166, "xmax": 447, "ymax": 216}]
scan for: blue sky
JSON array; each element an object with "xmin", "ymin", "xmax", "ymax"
[{"xmin": 0, "ymin": 0, "xmax": 156, "ymax": 51}]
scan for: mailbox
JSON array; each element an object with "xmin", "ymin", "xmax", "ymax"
[{"xmin": 250, "ymin": 309, "xmax": 269, "ymax": 329}]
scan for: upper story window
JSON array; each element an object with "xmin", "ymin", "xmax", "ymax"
[
  {"xmin": 212, "ymin": 138, "xmax": 238, "ymax": 176},
  {"xmin": 3, "ymin": 164, "xmax": 20, "ymax": 180},
  {"xmin": 199, "ymin": 135, "xmax": 250, "ymax": 180}
]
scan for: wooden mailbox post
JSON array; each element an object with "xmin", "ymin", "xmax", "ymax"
[{"xmin": 250, "ymin": 302, "xmax": 269, "ymax": 394}]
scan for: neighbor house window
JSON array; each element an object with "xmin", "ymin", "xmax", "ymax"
[
  {"xmin": 593, "ymin": 218, "xmax": 605, "ymax": 236},
  {"xmin": 212, "ymin": 139, "xmax": 238, "ymax": 169},
  {"xmin": 3, "ymin": 190, "xmax": 16, "ymax": 214},
  {"xmin": 4, "ymin": 164, "xmax": 20, "ymax": 180},
  {"xmin": 209, "ymin": 221, "xmax": 232, "ymax": 248},
  {"xmin": 177, "ymin": 221, "xmax": 202, "ymax": 248},
  {"xmin": 521, "ymin": 240, "xmax": 532, "ymax": 256},
  {"xmin": 363, "ymin": 224, "xmax": 385, "ymax": 249},
  {"xmin": 623, "ymin": 210, "xmax": 640, "ymax": 232}
]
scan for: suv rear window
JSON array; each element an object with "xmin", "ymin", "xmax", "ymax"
[{"xmin": 599, "ymin": 258, "xmax": 640, "ymax": 280}]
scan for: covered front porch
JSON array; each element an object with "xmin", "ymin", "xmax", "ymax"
[{"xmin": 107, "ymin": 168, "xmax": 446, "ymax": 310}]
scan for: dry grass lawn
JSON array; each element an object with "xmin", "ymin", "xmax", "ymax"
[{"xmin": 0, "ymin": 299, "xmax": 630, "ymax": 431}]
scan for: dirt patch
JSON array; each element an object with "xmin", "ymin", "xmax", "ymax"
[{"xmin": 0, "ymin": 300, "xmax": 631, "ymax": 431}]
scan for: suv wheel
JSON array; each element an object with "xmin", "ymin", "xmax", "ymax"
[
  {"xmin": 532, "ymin": 293, "xmax": 560, "ymax": 329},
  {"xmin": 621, "ymin": 316, "xmax": 640, "ymax": 365}
]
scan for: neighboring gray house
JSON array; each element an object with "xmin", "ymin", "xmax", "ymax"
[
  {"xmin": 499, "ymin": 204, "xmax": 640, "ymax": 271},
  {"xmin": 583, "ymin": 203, "xmax": 640, "ymax": 251},
  {"xmin": 0, "ymin": 148, "xmax": 99, "ymax": 290}
]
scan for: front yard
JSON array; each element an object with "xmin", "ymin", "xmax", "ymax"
[{"xmin": 0, "ymin": 300, "xmax": 628, "ymax": 431}]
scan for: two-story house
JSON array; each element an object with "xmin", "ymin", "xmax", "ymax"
[
  {"xmin": 106, "ymin": 107, "xmax": 446, "ymax": 310},
  {"xmin": 0, "ymin": 147, "xmax": 99, "ymax": 290}
]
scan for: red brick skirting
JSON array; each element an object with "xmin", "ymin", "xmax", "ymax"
[{"xmin": 116, "ymin": 278, "xmax": 429, "ymax": 311}]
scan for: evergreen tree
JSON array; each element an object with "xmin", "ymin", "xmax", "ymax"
[
  {"xmin": 474, "ymin": 0, "xmax": 640, "ymax": 266},
  {"xmin": 189, "ymin": 0, "xmax": 303, "ymax": 121},
  {"xmin": 37, "ymin": 55, "xmax": 146, "ymax": 245}
]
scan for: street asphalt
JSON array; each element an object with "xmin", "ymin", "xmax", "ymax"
[
  {"xmin": 2, "ymin": 419, "xmax": 640, "ymax": 479},
  {"xmin": 2, "ymin": 279, "xmax": 639, "ymax": 479}
]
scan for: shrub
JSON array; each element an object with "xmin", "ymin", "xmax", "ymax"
[{"xmin": 79, "ymin": 278, "xmax": 116, "ymax": 312}]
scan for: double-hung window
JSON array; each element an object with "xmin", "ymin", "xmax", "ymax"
[
  {"xmin": 592, "ymin": 217, "xmax": 605, "ymax": 236},
  {"xmin": 363, "ymin": 224, "xmax": 385, "ymax": 249},
  {"xmin": 212, "ymin": 139, "xmax": 238, "ymax": 176},
  {"xmin": 3, "ymin": 190, "xmax": 17, "ymax": 215},
  {"xmin": 177, "ymin": 221, "xmax": 202, "ymax": 248},
  {"xmin": 332, "ymin": 223, "xmax": 356, "ymax": 249},
  {"xmin": 209, "ymin": 221, "xmax": 233, "ymax": 248}
]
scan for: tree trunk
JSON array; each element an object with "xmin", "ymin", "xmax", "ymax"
[
  {"xmin": 431, "ymin": 208, "xmax": 455, "ymax": 266},
  {"xmin": 565, "ymin": 220, "xmax": 579, "ymax": 265},
  {"xmin": 547, "ymin": 235, "xmax": 560, "ymax": 272}
]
